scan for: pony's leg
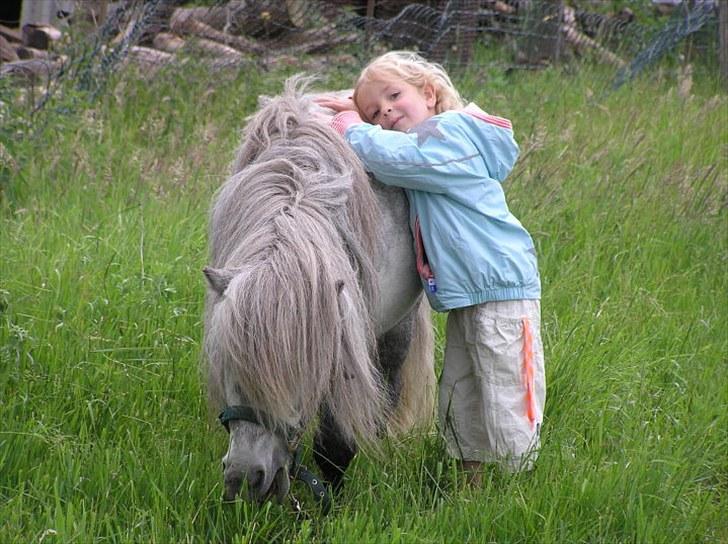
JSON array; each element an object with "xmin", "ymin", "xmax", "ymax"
[
  {"xmin": 313, "ymin": 406, "xmax": 357, "ymax": 491},
  {"xmin": 377, "ymin": 310, "xmax": 415, "ymax": 411},
  {"xmin": 312, "ymin": 311, "xmax": 417, "ymax": 490}
]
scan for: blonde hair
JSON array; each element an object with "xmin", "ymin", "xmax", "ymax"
[{"xmin": 353, "ymin": 51, "xmax": 464, "ymax": 121}]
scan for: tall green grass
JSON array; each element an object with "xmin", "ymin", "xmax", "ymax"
[{"xmin": 1, "ymin": 56, "xmax": 726, "ymax": 542}]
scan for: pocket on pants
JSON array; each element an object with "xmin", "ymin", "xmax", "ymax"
[{"xmin": 471, "ymin": 313, "xmax": 526, "ymax": 387}]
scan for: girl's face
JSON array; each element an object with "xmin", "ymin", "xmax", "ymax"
[{"xmin": 356, "ymin": 78, "xmax": 436, "ymax": 132}]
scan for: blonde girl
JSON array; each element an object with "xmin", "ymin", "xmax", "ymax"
[{"xmin": 317, "ymin": 51, "xmax": 545, "ymax": 483}]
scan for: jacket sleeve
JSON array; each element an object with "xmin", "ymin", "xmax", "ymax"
[
  {"xmin": 343, "ymin": 119, "xmax": 482, "ymax": 194},
  {"xmin": 343, "ymin": 113, "xmax": 518, "ymax": 194}
]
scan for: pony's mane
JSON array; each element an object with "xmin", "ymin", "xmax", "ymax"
[{"xmin": 204, "ymin": 76, "xmax": 386, "ymax": 444}]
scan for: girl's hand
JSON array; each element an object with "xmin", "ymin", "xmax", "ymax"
[{"xmin": 314, "ymin": 96, "xmax": 357, "ymax": 113}]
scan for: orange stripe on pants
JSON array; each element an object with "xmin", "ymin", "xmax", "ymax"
[{"xmin": 522, "ymin": 317, "xmax": 536, "ymax": 429}]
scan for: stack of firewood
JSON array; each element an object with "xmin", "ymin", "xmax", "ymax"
[
  {"xmin": 0, "ymin": 0, "xmax": 360, "ymax": 82},
  {"xmin": 0, "ymin": 23, "xmax": 65, "ymax": 80},
  {"xmin": 0, "ymin": 0, "xmax": 637, "ymax": 84},
  {"xmin": 128, "ymin": 1, "xmax": 361, "ymax": 73}
]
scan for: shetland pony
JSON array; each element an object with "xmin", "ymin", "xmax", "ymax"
[{"xmin": 203, "ymin": 77, "xmax": 435, "ymax": 503}]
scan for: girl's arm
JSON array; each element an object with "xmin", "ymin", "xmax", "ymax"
[
  {"xmin": 323, "ymin": 106, "xmax": 518, "ymax": 194},
  {"xmin": 335, "ymin": 113, "xmax": 497, "ymax": 195}
]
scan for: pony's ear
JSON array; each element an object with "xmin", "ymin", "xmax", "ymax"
[
  {"xmin": 203, "ymin": 266, "xmax": 235, "ymax": 296},
  {"xmin": 257, "ymin": 94, "xmax": 273, "ymax": 108}
]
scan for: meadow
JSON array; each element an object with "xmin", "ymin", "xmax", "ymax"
[{"xmin": 1, "ymin": 48, "xmax": 726, "ymax": 542}]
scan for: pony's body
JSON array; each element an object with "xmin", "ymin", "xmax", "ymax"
[{"xmin": 203, "ymin": 78, "xmax": 434, "ymax": 503}]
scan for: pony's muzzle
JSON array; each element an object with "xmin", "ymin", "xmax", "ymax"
[{"xmin": 222, "ymin": 463, "xmax": 290, "ymax": 503}]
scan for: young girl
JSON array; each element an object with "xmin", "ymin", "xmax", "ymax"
[{"xmin": 316, "ymin": 51, "xmax": 545, "ymax": 482}]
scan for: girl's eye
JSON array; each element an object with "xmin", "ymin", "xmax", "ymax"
[
  {"xmin": 371, "ymin": 110, "xmax": 379, "ymax": 120},
  {"xmin": 391, "ymin": 92, "xmax": 399, "ymax": 99}
]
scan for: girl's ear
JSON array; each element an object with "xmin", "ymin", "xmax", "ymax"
[{"xmin": 423, "ymin": 83, "xmax": 437, "ymax": 110}]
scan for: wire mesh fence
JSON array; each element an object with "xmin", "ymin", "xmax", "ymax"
[{"xmin": 0, "ymin": 0, "xmax": 722, "ymax": 145}]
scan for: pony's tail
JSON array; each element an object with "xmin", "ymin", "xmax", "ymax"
[{"xmin": 388, "ymin": 298, "xmax": 436, "ymax": 434}]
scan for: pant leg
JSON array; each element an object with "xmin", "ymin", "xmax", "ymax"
[
  {"xmin": 439, "ymin": 300, "xmax": 546, "ymax": 472},
  {"xmin": 438, "ymin": 307, "xmax": 483, "ymax": 460}
]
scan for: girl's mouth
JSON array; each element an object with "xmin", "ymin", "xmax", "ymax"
[{"xmin": 391, "ymin": 116, "xmax": 404, "ymax": 129}]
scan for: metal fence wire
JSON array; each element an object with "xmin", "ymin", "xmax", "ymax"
[{"xmin": 0, "ymin": 0, "xmax": 722, "ymax": 135}]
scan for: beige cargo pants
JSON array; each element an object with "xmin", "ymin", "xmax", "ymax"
[{"xmin": 439, "ymin": 299, "xmax": 545, "ymax": 472}]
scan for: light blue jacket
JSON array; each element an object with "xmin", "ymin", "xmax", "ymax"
[{"xmin": 344, "ymin": 104, "xmax": 540, "ymax": 312}]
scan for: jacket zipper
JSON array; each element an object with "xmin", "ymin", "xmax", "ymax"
[{"xmin": 414, "ymin": 216, "xmax": 437, "ymax": 293}]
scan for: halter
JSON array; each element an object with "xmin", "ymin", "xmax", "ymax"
[{"xmin": 218, "ymin": 405, "xmax": 331, "ymax": 514}]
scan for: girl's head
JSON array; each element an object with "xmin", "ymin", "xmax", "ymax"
[{"xmin": 352, "ymin": 51, "xmax": 464, "ymax": 132}]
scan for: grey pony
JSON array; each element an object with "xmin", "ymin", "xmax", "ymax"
[{"xmin": 203, "ymin": 76, "xmax": 435, "ymax": 503}]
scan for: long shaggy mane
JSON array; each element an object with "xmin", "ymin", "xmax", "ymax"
[{"xmin": 204, "ymin": 76, "xmax": 387, "ymax": 444}]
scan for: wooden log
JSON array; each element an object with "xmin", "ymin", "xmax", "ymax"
[
  {"xmin": 127, "ymin": 46, "xmax": 173, "ymax": 64},
  {"xmin": 561, "ymin": 24, "xmax": 625, "ymax": 66},
  {"xmin": 110, "ymin": 14, "xmax": 135, "ymax": 47},
  {"xmin": 1, "ymin": 35, "xmax": 20, "ymax": 62},
  {"xmin": 187, "ymin": 37, "xmax": 245, "ymax": 60},
  {"xmin": 275, "ymin": 22, "xmax": 337, "ymax": 46},
  {"xmin": 285, "ymin": 0, "xmax": 308, "ymax": 27},
  {"xmin": 125, "ymin": 45, "xmax": 173, "ymax": 75},
  {"xmin": 21, "ymin": 24, "xmax": 62, "ymax": 50},
  {"xmin": 170, "ymin": 2, "xmax": 291, "ymax": 38},
  {"xmin": 72, "ymin": 0, "xmax": 109, "ymax": 28},
  {"xmin": 152, "ymin": 32, "xmax": 185, "ymax": 54},
  {"xmin": 168, "ymin": 5, "xmax": 241, "ymax": 31},
  {"xmin": 170, "ymin": 9, "xmax": 265, "ymax": 55},
  {"xmin": 561, "ymin": 6, "xmax": 625, "ymax": 67},
  {"xmin": 15, "ymin": 45, "xmax": 51, "ymax": 60},
  {"xmin": 0, "ymin": 58, "xmax": 62, "ymax": 81},
  {"xmin": 487, "ymin": 0, "xmax": 515, "ymax": 15},
  {"xmin": 143, "ymin": 37, "xmax": 247, "ymax": 73},
  {"xmin": 285, "ymin": 0, "xmax": 330, "ymax": 28},
  {"xmin": 0, "ymin": 24, "xmax": 23, "ymax": 43}
]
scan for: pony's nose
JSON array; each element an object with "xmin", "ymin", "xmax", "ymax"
[{"xmin": 223, "ymin": 465, "xmax": 267, "ymax": 501}]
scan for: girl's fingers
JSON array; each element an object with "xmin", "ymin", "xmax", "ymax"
[{"xmin": 314, "ymin": 96, "xmax": 356, "ymax": 112}]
